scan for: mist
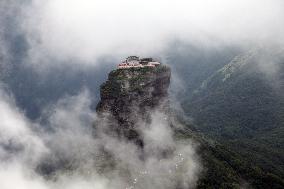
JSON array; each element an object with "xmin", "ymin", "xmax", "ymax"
[
  {"xmin": 1, "ymin": 0, "xmax": 281, "ymax": 66},
  {"xmin": 0, "ymin": 87, "xmax": 200, "ymax": 189}
]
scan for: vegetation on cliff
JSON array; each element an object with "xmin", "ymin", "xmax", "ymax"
[{"xmin": 96, "ymin": 64, "xmax": 171, "ymax": 145}]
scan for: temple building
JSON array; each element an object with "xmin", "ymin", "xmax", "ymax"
[{"xmin": 118, "ymin": 56, "xmax": 161, "ymax": 69}]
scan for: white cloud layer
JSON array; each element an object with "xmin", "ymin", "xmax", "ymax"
[
  {"xmin": 21, "ymin": 0, "xmax": 284, "ymax": 64},
  {"xmin": 0, "ymin": 87, "xmax": 200, "ymax": 189}
]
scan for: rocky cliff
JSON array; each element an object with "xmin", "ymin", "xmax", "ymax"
[{"xmin": 96, "ymin": 65, "xmax": 171, "ymax": 145}]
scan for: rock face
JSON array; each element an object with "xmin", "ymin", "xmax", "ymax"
[{"xmin": 96, "ymin": 65, "xmax": 171, "ymax": 145}]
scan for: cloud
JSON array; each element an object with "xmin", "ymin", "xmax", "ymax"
[
  {"xmin": 0, "ymin": 87, "xmax": 200, "ymax": 189},
  {"xmin": 0, "ymin": 88, "xmax": 47, "ymax": 164},
  {"xmin": 0, "ymin": 163, "xmax": 48, "ymax": 189},
  {"xmin": 0, "ymin": 87, "xmax": 48, "ymax": 189},
  {"xmin": 18, "ymin": 0, "xmax": 284, "ymax": 65}
]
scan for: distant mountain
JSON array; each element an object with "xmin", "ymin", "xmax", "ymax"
[
  {"xmin": 181, "ymin": 47, "xmax": 284, "ymax": 186},
  {"xmin": 165, "ymin": 42, "xmax": 242, "ymax": 97}
]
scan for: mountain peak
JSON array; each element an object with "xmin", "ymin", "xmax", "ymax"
[{"xmin": 96, "ymin": 61, "xmax": 171, "ymax": 145}]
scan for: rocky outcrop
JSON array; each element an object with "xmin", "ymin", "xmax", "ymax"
[{"xmin": 96, "ymin": 65, "xmax": 171, "ymax": 145}]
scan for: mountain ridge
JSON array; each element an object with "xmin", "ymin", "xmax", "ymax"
[{"xmin": 181, "ymin": 48, "xmax": 284, "ymax": 187}]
